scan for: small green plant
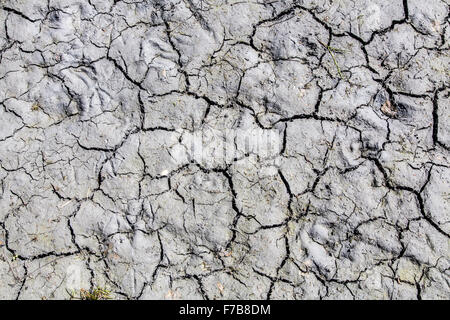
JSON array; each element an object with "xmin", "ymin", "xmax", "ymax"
[
  {"xmin": 67, "ymin": 287, "xmax": 113, "ymax": 300},
  {"xmin": 317, "ymin": 40, "xmax": 347, "ymax": 80}
]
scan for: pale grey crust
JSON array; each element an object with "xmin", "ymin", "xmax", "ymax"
[{"xmin": 0, "ymin": 0, "xmax": 448, "ymax": 300}]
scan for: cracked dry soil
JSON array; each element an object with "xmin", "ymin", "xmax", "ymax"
[{"xmin": 0, "ymin": 0, "xmax": 449, "ymax": 300}]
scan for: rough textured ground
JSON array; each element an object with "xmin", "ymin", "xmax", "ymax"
[{"xmin": 0, "ymin": 0, "xmax": 449, "ymax": 300}]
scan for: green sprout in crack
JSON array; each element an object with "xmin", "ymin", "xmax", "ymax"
[
  {"xmin": 317, "ymin": 40, "xmax": 347, "ymax": 80},
  {"xmin": 66, "ymin": 287, "xmax": 113, "ymax": 300}
]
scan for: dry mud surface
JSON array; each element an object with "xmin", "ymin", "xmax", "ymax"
[{"xmin": 0, "ymin": 0, "xmax": 449, "ymax": 300}]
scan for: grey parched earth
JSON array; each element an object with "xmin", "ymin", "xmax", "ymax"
[{"xmin": 0, "ymin": 0, "xmax": 449, "ymax": 300}]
